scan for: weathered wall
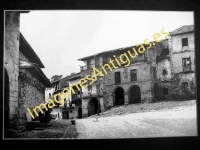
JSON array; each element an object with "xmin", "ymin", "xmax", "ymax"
[
  {"xmin": 4, "ymin": 11, "xmax": 20, "ymax": 128},
  {"xmin": 172, "ymin": 51, "xmax": 195, "ymax": 73},
  {"xmin": 18, "ymin": 68, "xmax": 46, "ymax": 123},
  {"xmin": 157, "ymin": 58, "xmax": 171, "ymax": 81},
  {"xmin": 171, "ymin": 72, "xmax": 196, "ymax": 99},
  {"xmin": 171, "ymin": 33, "xmax": 194, "ymax": 53},
  {"xmin": 102, "ymin": 62, "xmax": 154, "ymax": 110},
  {"xmin": 169, "ymin": 32, "xmax": 195, "ymax": 74},
  {"xmin": 168, "ymin": 31, "xmax": 196, "ymax": 99},
  {"xmin": 73, "ymin": 100, "xmax": 81, "ymax": 118}
]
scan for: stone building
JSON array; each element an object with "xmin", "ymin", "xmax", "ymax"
[
  {"xmin": 4, "ymin": 11, "xmax": 26, "ymax": 130},
  {"xmin": 153, "ymin": 25, "xmax": 196, "ymax": 101},
  {"xmin": 68, "ymin": 72, "xmax": 83, "ymax": 119},
  {"xmin": 18, "ymin": 33, "xmax": 52, "ymax": 122},
  {"xmin": 4, "ymin": 11, "xmax": 52, "ymax": 134},
  {"xmin": 48, "ymin": 74, "xmax": 76, "ymax": 119},
  {"xmin": 77, "ymin": 25, "xmax": 195, "ymax": 114},
  {"xmin": 78, "ymin": 41, "xmax": 165, "ymax": 113},
  {"xmin": 169, "ymin": 25, "xmax": 196, "ymax": 99},
  {"xmin": 48, "ymin": 75, "xmax": 64, "ymax": 119}
]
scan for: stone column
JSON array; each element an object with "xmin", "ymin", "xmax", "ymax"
[
  {"xmin": 168, "ymin": 36, "xmax": 174, "ymax": 77},
  {"xmin": 100, "ymin": 97, "xmax": 104, "ymax": 112},
  {"xmin": 81, "ymin": 98, "xmax": 89, "ymax": 118},
  {"xmin": 5, "ymin": 12, "xmax": 20, "ymax": 128},
  {"xmin": 124, "ymin": 92, "xmax": 129, "ymax": 105}
]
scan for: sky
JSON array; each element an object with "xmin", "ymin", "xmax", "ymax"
[{"xmin": 20, "ymin": 10, "xmax": 194, "ymax": 80}]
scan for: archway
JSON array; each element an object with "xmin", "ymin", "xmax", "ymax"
[
  {"xmin": 114, "ymin": 87, "xmax": 124, "ymax": 106},
  {"xmin": 129, "ymin": 85, "xmax": 141, "ymax": 104},
  {"xmin": 4, "ymin": 68, "xmax": 10, "ymax": 129},
  {"xmin": 87, "ymin": 98, "xmax": 98, "ymax": 116},
  {"xmin": 154, "ymin": 83, "xmax": 159, "ymax": 101}
]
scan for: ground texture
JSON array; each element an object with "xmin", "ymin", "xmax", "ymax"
[
  {"xmin": 76, "ymin": 100, "xmax": 197, "ymax": 138},
  {"xmin": 9, "ymin": 100, "xmax": 197, "ymax": 139}
]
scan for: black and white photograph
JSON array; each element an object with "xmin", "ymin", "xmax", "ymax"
[{"xmin": 3, "ymin": 10, "xmax": 197, "ymax": 139}]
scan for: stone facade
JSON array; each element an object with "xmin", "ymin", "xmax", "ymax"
[
  {"xmin": 18, "ymin": 69, "xmax": 46, "ymax": 122},
  {"xmin": 77, "ymin": 25, "xmax": 196, "ymax": 113},
  {"xmin": 4, "ymin": 11, "xmax": 20, "ymax": 129},
  {"xmin": 78, "ymin": 41, "xmax": 165, "ymax": 112},
  {"xmin": 4, "ymin": 11, "xmax": 52, "ymax": 133}
]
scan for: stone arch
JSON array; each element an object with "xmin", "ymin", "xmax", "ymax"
[
  {"xmin": 87, "ymin": 98, "xmax": 98, "ymax": 116},
  {"xmin": 4, "ymin": 68, "xmax": 10, "ymax": 130},
  {"xmin": 128, "ymin": 85, "xmax": 141, "ymax": 104},
  {"xmin": 113, "ymin": 86, "xmax": 125, "ymax": 106}
]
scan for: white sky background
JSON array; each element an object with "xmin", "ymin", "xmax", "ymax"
[{"xmin": 20, "ymin": 11, "xmax": 194, "ymax": 79}]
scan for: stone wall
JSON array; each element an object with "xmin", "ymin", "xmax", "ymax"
[
  {"xmin": 18, "ymin": 68, "xmax": 46, "ymax": 123},
  {"xmin": 171, "ymin": 72, "xmax": 196, "ymax": 100},
  {"xmin": 4, "ymin": 11, "xmax": 20, "ymax": 128}
]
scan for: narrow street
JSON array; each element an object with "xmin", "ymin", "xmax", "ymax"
[{"xmin": 75, "ymin": 104, "xmax": 197, "ymax": 138}]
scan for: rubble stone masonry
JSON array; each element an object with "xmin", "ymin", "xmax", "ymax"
[{"xmin": 18, "ymin": 69, "xmax": 45, "ymax": 123}]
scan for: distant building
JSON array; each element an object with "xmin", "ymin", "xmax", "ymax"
[
  {"xmin": 18, "ymin": 33, "xmax": 52, "ymax": 122},
  {"xmin": 68, "ymin": 72, "xmax": 82, "ymax": 119}
]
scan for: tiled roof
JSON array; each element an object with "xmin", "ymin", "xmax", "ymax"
[{"xmin": 169, "ymin": 25, "xmax": 194, "ymax": 36}]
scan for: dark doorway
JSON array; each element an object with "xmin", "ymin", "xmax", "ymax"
[
  {"xmin": 78, "ymin": 108, "xmax": 82, "ymax": 119},
  {"xmin": 154, "ymin": 83, "xmax": 159, "ymax": 101},
  {"xmin": 87, "ymin": 98, "xmax": 98, "ymax": 116},
  {"xmin": 4, "ymin": 68, "xmax": 10, "ymax": 130},
  {"xmin": 129, "ymin": 85, "xmax": 141, "ymax": 104},
  {"xmin": 63, "ymin": 111, "xmax": 69, "ymax": 119},
  {"xmin": 114, "ymin": 87, "xmax": 124, "ymax": 106}
]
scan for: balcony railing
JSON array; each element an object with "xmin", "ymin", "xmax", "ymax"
[
  {"xmin": 80, "ymin": 62, "xmax": 102, "ymax": 71},
  {"xmin": 70, "ymin": 91, "xmax": 103, "ymax": 99}
]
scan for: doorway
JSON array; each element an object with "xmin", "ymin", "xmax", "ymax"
[
  {"xmin": 63, "ymin": 111, "xmax": 69, "ymax": 119},
  {"xmin": 78, "ymin": 108, "xmax": 82, "ymax": 119},
  {"xmin": 114, "ymin": 87, "xmax": 124, "ymax": 106},
  {"xmin": 129, "ymin": 85, "xmax": 141, "ymax": 104},
  {"xmin": 87, "ymin": 98, "xmax": 98, "ymax": 116}
]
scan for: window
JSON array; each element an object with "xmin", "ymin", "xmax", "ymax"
[
  {"xmin": 95, "ymin": 58, "xmax": 100, "ymax": 67},
  {"xmin": 182, "ymin": 57, "xmax": 191, "ymax": 67},
  {"xmin": 163, "ymin": 88, "xmax": 168, "ymax": 95},
  {"xmin": 182, "ymin": 38, "xmax": 188, "ymax": 47},
  {"xmin": 49, "ymin": 93, "xmax": 51, "ymax": 98},
  {"xmin": 182, "ymin": 57, "xmax": 191, "ymax": 72},
  {"xmin": 162, "ymin": 69, "xmax": 167, "ymax": 75},
  {"xmin": 87, "ymin": 60, "xmax": 91, "ymax": 70},
  {"xmin": 130, "ymin": 69, "xmax": 137, "ymax": 81},
  {"xmin": 115, "ymin": 72, "xmax": 121, "ymax": 83}
]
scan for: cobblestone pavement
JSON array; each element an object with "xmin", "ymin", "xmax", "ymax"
[{"xmin": 76, "ymin": 103, "xmax": 197, "ymax": 139}]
